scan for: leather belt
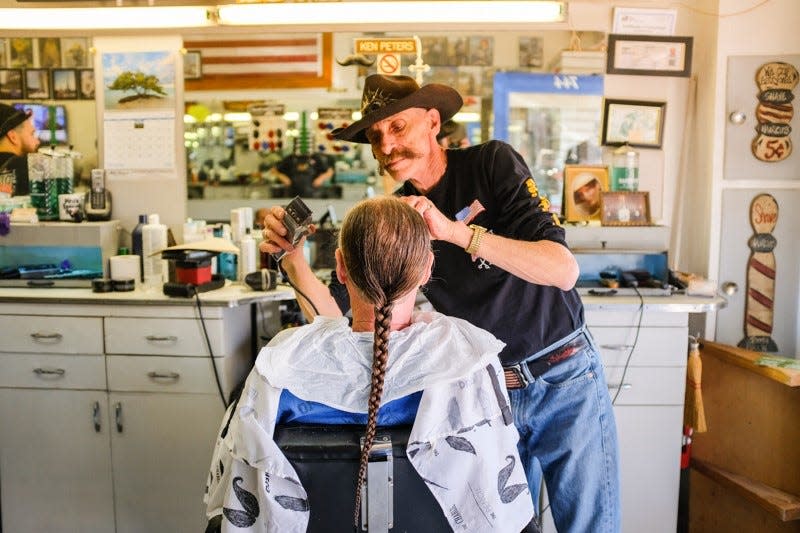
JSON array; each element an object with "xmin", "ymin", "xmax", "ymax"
[{"xmin": 504, "ymin": 333, "xmax": 589, "ymax": 390}]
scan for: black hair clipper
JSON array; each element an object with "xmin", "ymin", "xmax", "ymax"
[{"xmin": 272, "ymin": 196, "xmax": 313, "ymax": 262}]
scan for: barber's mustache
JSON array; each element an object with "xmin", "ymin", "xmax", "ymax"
[
  {"xmin": 336, "ymin": 54, "xmax": 376, "ymax": 67},
  {"xmin": 376, "ymin": 148, "xmax": 422, "ymax": 167}
]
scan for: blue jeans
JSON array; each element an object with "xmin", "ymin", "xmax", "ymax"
[{"xmin": 508, "ymin": 328, "xmax": 621, "ymax": 532}]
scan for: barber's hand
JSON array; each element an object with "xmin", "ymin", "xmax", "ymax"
[
  {"xmin": 258, "ymin": 205, "xmax": 315, "ymax": 262},
  {"xmin": 401, "ymin": 196, "xmax": 456, "ymax": 242}
]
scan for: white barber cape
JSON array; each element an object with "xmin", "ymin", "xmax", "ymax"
[{"xmin": 204, "ymin": 311, "xmax": 534, "ymax": 532}]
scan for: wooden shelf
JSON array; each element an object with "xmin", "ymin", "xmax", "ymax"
[{"xmin": 693, "ymin": 458, "xmax": 800, "ymax": 522}]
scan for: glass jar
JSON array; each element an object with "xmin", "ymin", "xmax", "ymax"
[{"xmin": 611, "ymin": 145, "xmax": 639, "ymax": 192}]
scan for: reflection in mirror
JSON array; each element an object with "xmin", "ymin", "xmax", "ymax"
[
  {"xmin": 493, "ymin": 72, "xmax": 604, "ymax": 216},
  {"xmin": 183, "ymin": 30, "xmax": 607, "ymax": 206}
]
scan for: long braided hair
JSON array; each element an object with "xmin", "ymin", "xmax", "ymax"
[{"xmin": 338, "ymin": 197, "xmax": 431, "ymax": 528}]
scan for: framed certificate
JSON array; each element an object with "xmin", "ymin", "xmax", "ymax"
[{"xmin": 607, "ymin": 34, "xmax": 693, "ymax": 77}]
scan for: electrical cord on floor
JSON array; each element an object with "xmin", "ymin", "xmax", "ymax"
[
  {"xmin": 193, "ymin": 286, "xmax": 228, "ymax": 409},
  {"xmin": 611, "ymin": 283, "xmax": 644, "ymax": 406}
]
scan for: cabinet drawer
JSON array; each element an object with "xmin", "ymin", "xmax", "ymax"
[
  {"xmin": 105, "ymin": 317, "xmax": 225, "ymax": 357},
  {"xmin": 591, "ymin": 327, "xmax": 688, "ymax": 367},
  {"xmin": 107, "ymin": 355, "xmax": 243, "ymax": 395},
  {"xmin": 0, "ymin": 354, "xmax": 106, "ymax": 390},
  {"xmin": 604, "ymin": 366, "xmax": 686, "ymax": 405},
  {"xmin": 0, "ymin": 315, "xmax": 104, "ymax": 355}
]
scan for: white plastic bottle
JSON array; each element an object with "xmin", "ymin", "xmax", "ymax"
[
  {"xmin": 142, "ymin": 213, "xmax": 168, "ymax": 290},
  {"xmin": 238, "ymin": 228, "xmax": 257, "ymax": 282}
]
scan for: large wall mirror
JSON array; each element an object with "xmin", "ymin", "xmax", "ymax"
[{"xmin": 182, "ymin": 30, "xmax": 606, "ymax": 213}]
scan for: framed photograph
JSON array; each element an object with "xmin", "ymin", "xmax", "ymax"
[
  {"xmin": 0, "ymin": 39, "xmax": 7, "ymax": 68},
  {"xmin": 612, "ymin": 7, "xmax": 677, "ymax": 35},
  {"xmin": 24, "ymin": 68, "xmax": 50, "ymax": 100},
  {"xmin": 563, "ymin": 165, "xmax": 609, "ymax": 223},
  {"xmin": 601, "ymin": 191, "xmax": 651, "ymax": 226},
  {"xmin": 602, "ymin": 98, "xmax": 666, "ymax": 148},
  {"xmin": 518, "ymin": 36, "xmax": 543, "ymax": 68},
  {"xmin": 184, "ymin": 50, "xmax": 202, "ymax": 80},
  {"xmin": 78, "ymin": 68, "xmax": 95, "ymax": 99},
  {"xmin": 606, "ymin": 34, "xmax": 692, "ymax": 77},
  {"xmin": 61, "ymin": 37, "xmax": 89, "ymax": 68},
  {"xmin": 52, "ymin": 68, "xmax": 78, "ymax": 99},
  {"xmin": 38, "ymin": 37, "xmax": 62, "ymax": 68},
  {"xmin": 0, "ymin": 68, "xmax": 24, "ymax": 99},
  {"xmin": 9, "ymin": 37, "xmax": 34, "ymax": 68}
]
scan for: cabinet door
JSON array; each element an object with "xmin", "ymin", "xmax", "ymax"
[
  {"xmin": 0, "ymin": 389, "xmax": 115, "ymax": 533},
  {"xmin": 109, "ymin": 392, "xmax": 225, "ymax": 533}
]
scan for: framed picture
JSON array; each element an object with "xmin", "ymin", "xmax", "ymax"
[
  {"xmin": 9, "ymin": 37, "xmax": 33, "ymax": 68},
  {"xmin": 0, "ymin": 68, "xmax": 24, "ymax": 99},
  {"xmin": 78, "ymin": 68, "xmax": 95, "ymax": 99},
  {"xmin": 601, "ymin": 191, "xmax": 651, "ymax": 226},
  {"xmin": 184, "ymin": 50, "xmax": 202, "ymax": 80},
  {"xmin": 52, "ymin": 68, "xmax": 78, "ymax": 99},
  {"xmin": 518, "ymin": 36, "xmax": 543, "ymax": 68},
  {"xmin": 563, "ymin": 165, "xmax": 609, "ymax": 223},
  {"xmin": 606, "ymin": 34, "xmax": 693, "ymax": 77},
  {"xmin": 38, "ymin": 37, "xmax": 62, "ymax": 68},
  {"xmin": 61, "ymin": 37, "xmax": 89, "ymax": 68},
  {"xmin": 602, "ymin": 98, "xmax": 666, "ymax": 148},
  {"xmin": 612, "ymin": 7, "xmax": 677, "ymax": 35},
  {"xmin": 24, "ymin": 68, "xmax": 50, "ymax": 99},
  {"xmin": 0, "ymin": 39, "xmax": 7, "ymax": 68}
]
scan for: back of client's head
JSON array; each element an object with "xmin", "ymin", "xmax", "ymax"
[{"xmin": 338, "ymin": 197, "xmax": 430, "ymax": 526}]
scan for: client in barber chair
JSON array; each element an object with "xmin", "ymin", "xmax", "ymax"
[{"xmin": 204, "ymin": 197, "xmax": 534, "ymax": 532}]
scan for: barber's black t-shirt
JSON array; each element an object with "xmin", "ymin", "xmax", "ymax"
[
  {"xmin": 397, "ymin": 141, "xmax": 585, "ymax": 364},
  {"xmin": 0, "ymin": 152, "xmax": 30, "ymax": 196},
  {"xmin": 278, "ymin": 154, "xmax": 330, "ymax": 198}
]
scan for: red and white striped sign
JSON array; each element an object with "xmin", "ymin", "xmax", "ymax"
[{"xmin": 183, "ymin": 33, "xmax": 325, "ymax": 88}]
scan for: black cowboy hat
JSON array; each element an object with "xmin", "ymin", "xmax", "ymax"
[
  {"xmin": 0, "ymin": 103, "xmax": 32, "ymax": 138},
  {"xmin": 333, "ymin": 74, "xmax": 463, "ymax": 144}
]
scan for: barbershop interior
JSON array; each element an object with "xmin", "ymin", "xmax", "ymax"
[{"xmin": 0, "ymin": 0, "xmax": 798, "ymax": 532}]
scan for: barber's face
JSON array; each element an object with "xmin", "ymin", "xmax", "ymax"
[{"xmin": 366, "ymin": 108, "xmax": 436, "ymax": 183}]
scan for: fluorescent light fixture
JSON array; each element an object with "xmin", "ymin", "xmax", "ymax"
[
  {"xmin": 215, "ymin": 1, "xmax": 565, "ymax": 27},
  {"xmin": 0, "ymin": 6, "xmax": 213, "ymax": 30}
]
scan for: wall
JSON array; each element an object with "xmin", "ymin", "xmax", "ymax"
[{"xmin": 689, "ymin": 0, "xmax": 800, "ymax": 338}]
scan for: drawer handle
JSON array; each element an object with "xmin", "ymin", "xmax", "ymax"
[
  {"xmin": 607, "ymin": 383, "xmax": 633, "ymax": 390},
  {"xmin": 92, "ymin": 401, "xmax": 102, "ymax": 432},
  {"xmin": 115, "ymin": 402, "xmax": 123, "ymax": 433},
  {"xmin": 148, "ymin": 371, "xmax": 180, "ymax": 381},
  {"xmin": 600, "ymin": 344, "xmax": 634, "ymax": 351},
  {"xmin": 33, "ymin": 367, "xmax": 66, "ymax": 378},
  {"xmin": 30, "ymin": 332, "xmax": 64, "ymax": 343},
  {"xmin": 145, "ymin": 335, "xmax": 178, "ymax": 343}
]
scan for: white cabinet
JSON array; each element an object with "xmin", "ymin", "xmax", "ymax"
[
  {"xmin": 541, "ymin": 307, "xmax": 689, "ymax": 533},
  {"xmin": 0, "ymin": 295, "xmax": 260, "ymax": 533},
  {"xmin": 0, "ymin": 352, "xmax": 115, "ymax": 533},
  {"xmin": 108, "ymin": 392, "xmax": 224, "ymax": 533}
]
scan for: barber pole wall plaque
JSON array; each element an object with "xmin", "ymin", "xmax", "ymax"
[
  {"xmin": 751, "ymin": 61, "xmax": 798, "ymax": 162},
  {"xmin": 738, "ymin": 193, "xmax": 779, "ymax": 352}
]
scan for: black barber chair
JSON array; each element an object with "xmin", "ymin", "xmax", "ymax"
[{"xmin": 274, "ymin": 424, "xmax": 449, "ymax": 532}]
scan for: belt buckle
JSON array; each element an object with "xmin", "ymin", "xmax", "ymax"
[{"xmin": 506, "ymin": 364, "xmax": 530, "ymax": 389}]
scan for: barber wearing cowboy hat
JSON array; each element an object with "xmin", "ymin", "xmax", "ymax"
[
  {"xmin": 261, "ymin": 74, "xmax": 620, "ymax": 533},
  {"xmin": 0, "ymin": 103, "xmax": 40, "ymax": 197}
]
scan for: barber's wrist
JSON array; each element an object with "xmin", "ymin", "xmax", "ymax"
[{"xmin": 465, "ymin": 224, "xmax": 487, "ymax": 255}]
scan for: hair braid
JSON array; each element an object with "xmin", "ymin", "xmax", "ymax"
[
  {"xmin": 340, "ymin": 198, "xmax": 431, "ymax": 528},
  {"xmin": 352, "ymin": 302, "xmax": 392, "ymax": 526}
]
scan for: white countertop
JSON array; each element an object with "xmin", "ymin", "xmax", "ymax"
[{"xmin": 0, "ymin": 281, "xmax": 295, "ymax": 308}]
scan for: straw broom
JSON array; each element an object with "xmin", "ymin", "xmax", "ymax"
[{"xmin": 684, "ymin": 335, "xmax": 707, "ymax": 433}]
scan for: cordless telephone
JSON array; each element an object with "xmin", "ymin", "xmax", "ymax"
[{"xmin": 84, "ymin": 169, "xmax": 112, "ymax": 220}]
